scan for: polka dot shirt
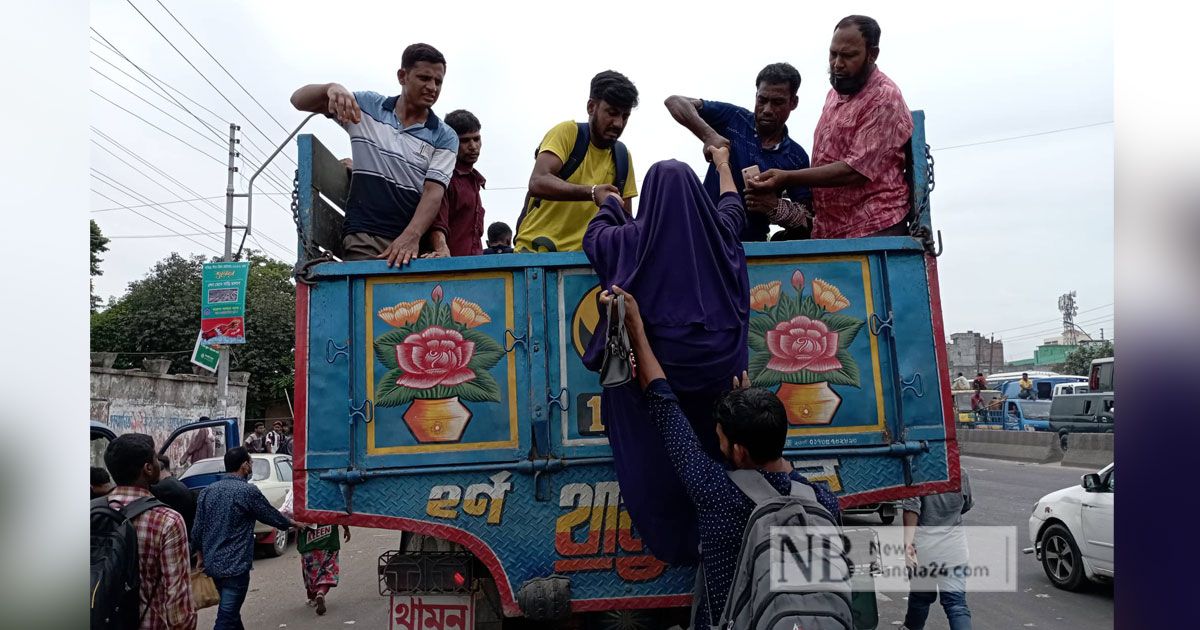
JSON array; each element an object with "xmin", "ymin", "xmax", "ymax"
[{"xmin": 643, "ymin": 379, "xmax": 842, "ymax": 627}]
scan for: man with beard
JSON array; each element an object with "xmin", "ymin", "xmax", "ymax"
[
  {"xmin": 664, "ymin": 63, "xmax": 814, "ymax": 241},
  {"xmin": 290, "ymin": 43, "xmax": 458, "ymax": 265},
  {"xmin": 426, "ymin": 110, "xmax": 488, "ymax": 256},
  {"xmin": 515, "ymin": 70, "xmax": 639, "ymax": 252},
  {"xmin": 748, "ymin": 15, "xmax": 914, "ymax": 239}
]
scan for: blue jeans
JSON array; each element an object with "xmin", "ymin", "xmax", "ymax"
[
  {"xmin": 212, "ymin": 572, "xmax": 251, "ymax": 630},
  {"xmin": 904, "ymin": 565, "xmax": 972, "ymax": 630}
]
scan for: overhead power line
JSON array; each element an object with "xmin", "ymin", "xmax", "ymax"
[
  {"xmin": 151, "ymin": 0, "xmax": 290, "ymax": 134},
  {"xmin": 91, "ymin": 89, "xmax": 225, "ymax": 166},
  {"xmin": 121, "ymin": 0, "xmax": 299, "ymax": 168},
  {"xmin": 90, "ymin": 187, "xmax": 220, "ymax": 254},
  {"xmin": 937, "ymin": 121, "xmax": 1113, "ymax": 152}
]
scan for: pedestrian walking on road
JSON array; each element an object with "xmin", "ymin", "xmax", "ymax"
[
  {"xmin": 901, "ymin": 467, "xmax": 974, "ymax": 630},
  {"xmin": 280, "ymin": 490, "xmax": 349, "ymax": 616},
  {"xmin": 192, "ymin": 447, "xmax": 305, "ymax": 630}
]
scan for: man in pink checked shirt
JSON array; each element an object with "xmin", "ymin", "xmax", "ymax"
[{"xmin": 748, "ymin": 15, "xmax": 915, "ymax": 239}]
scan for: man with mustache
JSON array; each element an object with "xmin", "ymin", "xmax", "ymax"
[
  {"xmin": 664, "ymin": 63, "xmax": 815, "ymax": 241},
  {"xmin": 426, "ymin": 110, "xmax": 487, "ymax": 256},
  {"xmin": 748, "ymin": 15, "xmax": 915, "ymax": 239},
  {"xmin": 291, "ymin": 43, "xmax": 459, "ymax": 266},
  {"xmin": 515, "ymin": 70, "xmax": 639, "ymax": 253}
]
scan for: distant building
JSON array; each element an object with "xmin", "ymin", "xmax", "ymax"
[{"xmin": 947, "ymin": 330, "xmax": 1005, "ymax": 378}]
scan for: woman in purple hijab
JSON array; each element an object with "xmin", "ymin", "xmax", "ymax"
[{"xmin": 582, "ymin": 150, "xmax": 749, "ymax": 565}]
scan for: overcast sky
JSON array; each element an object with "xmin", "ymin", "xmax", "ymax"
[{"xmin": 88, "ymin": 0, "xmax": 1113, "ymax": 361}]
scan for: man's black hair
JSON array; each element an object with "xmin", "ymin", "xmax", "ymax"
[
  {"xmin": 756, "ymin": 62, "xmax": 802, "ymax": 95},
  {"xmin": 836, "ymin": 15, "xmax": 882, "ymax": 49},
  {"xmin": 402, "ymin": 43, "xmax": 446, "ymax": 70},
  {"xmin": 488, "ymin": 221, "xmax": 512, "ymax": 243},
  {"xmin": 714, "ymin": 387, "xmax": 788, "ymax": 464},
  {"xmin": 91, "ymin": 466, "xmax": 112, "ymax": 486},
  {"xmin": 104, "ymin": 433, "xmax": 157, "ymax": 486},
  {"xmin": 255, "ymin": 422, "xmax": 265, "ymax": 429},
  {"xmin": 157, "ymin": 454, "xmax": 171, "ymax": 470},
  {"xmin": 225, "ymin": 446, "xmax": 252, "ymax": 473},
  {"xmin": 445, "ymin": 110, "xmax": 481, "ymax": 136},
  {"xmin": 589, "ymin": 70, "xmax": 639, "ymax": 110}
]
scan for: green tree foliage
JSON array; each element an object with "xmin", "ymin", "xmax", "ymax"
[
  {"xmin": 90, "ymin": 220, "xmax": 110, "ymax": 312},
  {"xmin": 1061, "ymin": 340, "xmax": 1114, "ymax": 375},
  {"xmin": 90, "ymin": 252, "xmax": 295, "ymax": 417}
]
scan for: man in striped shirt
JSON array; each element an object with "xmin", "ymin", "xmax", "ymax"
[
  {"xmin": 102, "ymin": 433, "xmax": 195, "ymax": 629},
  {"xmin": 291, "ymin": 43, "xmax": 458, "ymax": 266}
]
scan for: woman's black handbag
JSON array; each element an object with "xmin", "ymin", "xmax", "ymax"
[{"xmin": 600, "ymin": 294, "xmax": 634, "ymax": 387}]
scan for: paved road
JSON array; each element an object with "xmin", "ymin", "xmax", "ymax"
[
  {"xmin": 199, "ymin": 456, "xmax": 1113, "ymax": 629},
  {"xmin": 858, "ymin": 456, "xmax": 1113, "ymax": 630}
]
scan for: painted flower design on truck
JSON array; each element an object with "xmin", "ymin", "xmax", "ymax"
[
  {"xmin": 393, "ymin": 327, "xmax": 477, "ymax": 389},
  {"xmin": 373, "ymin": 284, "xmax": 505, "ymax": 406},
  {"xmin": 766, "ymin": 316, "xmax": 842, "ymax": 373},
  {"xmin": 747, "ymin": 271, "xmax": 865, "ymax": 388}
]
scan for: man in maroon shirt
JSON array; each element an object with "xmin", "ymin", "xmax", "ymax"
[{"xmin": 427, "ymin": 110, "xmax": 487, "ymax": 256}]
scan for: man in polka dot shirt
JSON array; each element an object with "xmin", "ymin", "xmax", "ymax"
[{"xmin": 599, "ymin": 286, "xmax": 842, "ymax": 627}]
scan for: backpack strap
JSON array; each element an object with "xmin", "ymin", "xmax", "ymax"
[
  {"xmin": 611, "ymin": 140, "xmax": 629, "ymax": 193},
  {"xmin": 121, "ymin": 496, "xmax": 167, "ymax": 520},
  {"xmin": 518, "ymin": 122, "xmax": 593, "ymax": 232},
  {"xmin": 728, "ymin": 469, "xmax": 784, "ymax": 504},
  {"xmin": 557, "ymin": 122, "xmax": 591, "ymax": 183}
]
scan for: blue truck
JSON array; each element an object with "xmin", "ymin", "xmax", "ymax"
[{"xmin": 288, "ymin": 112, "xmax": 959, "ymax": 628}]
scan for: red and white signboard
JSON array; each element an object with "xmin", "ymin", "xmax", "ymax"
[{"xmin": 389, "ymin": 594, "xmax": 474, "ymax": 630}]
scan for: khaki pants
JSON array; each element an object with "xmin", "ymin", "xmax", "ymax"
[{"xmin": 341, "ymin": 233, "xmax": 393, "ymax": 261}]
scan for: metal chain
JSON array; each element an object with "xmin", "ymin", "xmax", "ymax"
[
  {"xmin": 290, "ymin": 168, "xmax": 309, "ymax": 256},
  {"xmin": 909, "ymin": 143, "xmax": 941, "ymax": 256}
]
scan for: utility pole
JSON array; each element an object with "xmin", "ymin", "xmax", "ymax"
[{"xmin": 218, "ymin": 123, "xmax": 240, "ymax": 415}]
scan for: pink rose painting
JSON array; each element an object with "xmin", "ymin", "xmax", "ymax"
[
  {"xmin": 394, "ymin": 327, "xmax": 477, "ymax": 389},
  {"xmin": 747, "ymin": 270, "xmax": 865, "ymax": 389},
  {"xmin": 766, "ymin": 316, "xmax": 842, "ymax": 373}
]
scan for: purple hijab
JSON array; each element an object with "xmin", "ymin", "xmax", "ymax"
[{"xmin": 582, "ymin": 159, "xmax": 750, "ymax": 565}]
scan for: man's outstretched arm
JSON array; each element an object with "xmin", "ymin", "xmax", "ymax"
[{"xmin": 290, "ymin": 82, "xmax": 361, "ymax": 124}]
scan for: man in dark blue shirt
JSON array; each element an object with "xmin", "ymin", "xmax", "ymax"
[
  {"xmin": 665, "ymin": 63, "xmax": 813, "ymax": 241},
  {"xmin": 192, "ymin": 447, "xmax": 303, "ymax": 629},
  {"xmin": 599, "ymin": 285, "xmax": 843, "ymax": 627}
]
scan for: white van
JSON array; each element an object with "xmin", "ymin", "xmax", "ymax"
[{"xmin": 1053, "ymin": 382, "xmax": 1090, "ymax": 397}]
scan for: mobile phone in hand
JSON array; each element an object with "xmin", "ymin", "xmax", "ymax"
[{"xmin": 741, "ymin": 165, "xmax": 761, "ymax": 182}]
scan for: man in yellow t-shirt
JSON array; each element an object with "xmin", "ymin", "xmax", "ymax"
[
  {"xmin": 1018, "ymin": 372, "xmax": 1034, "ymax": 399},
  {"xmin": 515, "ymin": 70, "xmax": 639, "ymax": 252}
]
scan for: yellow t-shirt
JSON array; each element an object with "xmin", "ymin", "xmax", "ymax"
[{"xmin": 515, "ymin": 121, "xmax": 638, "ymax": 253}]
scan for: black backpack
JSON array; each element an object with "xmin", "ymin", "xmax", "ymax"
[
  {"xmin": 90, "ymin": 495, "xmax": 165, "ymax": 629},
  {"xmin": 516, "ymin": 122, "xmax": 630, "ymax": 250}
]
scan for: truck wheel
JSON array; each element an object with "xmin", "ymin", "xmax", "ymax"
[{"xmin": 1041, "ymin": 524, "xmax": 1086, "ymax": 591}]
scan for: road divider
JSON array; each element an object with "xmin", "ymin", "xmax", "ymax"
[
  {"xmin": 1061, "ymin": 433, "xmax": 1114, "ymax": 469},
  {"xmin": 957, "ymin": 428, "xmax": 1064, "ymax": 464}
]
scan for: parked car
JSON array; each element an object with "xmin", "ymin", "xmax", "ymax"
[
  {"xmin": 180, "ymin": 453, "xmax": 295, "ymax": 557},
  {"xmin": 1025, "ymin": 464, "xmax": 1114, "ymax": 590},
  {"xmin": 1049, "ymin": 393, "xmax": 1114, "ymax": 448}
]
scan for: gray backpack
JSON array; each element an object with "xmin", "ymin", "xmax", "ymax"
[{"xmin": 694, "ymin": 470, "xmax": 855, "ymax": 630}]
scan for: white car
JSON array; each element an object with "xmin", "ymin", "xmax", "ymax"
[
  {"xmin": 1025, "ymin": 463, "xmax": 1114, "ymax": 590},
  {"xmin": 180, "ymin": 453, "xmax": 295, "ymax": 556}
]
